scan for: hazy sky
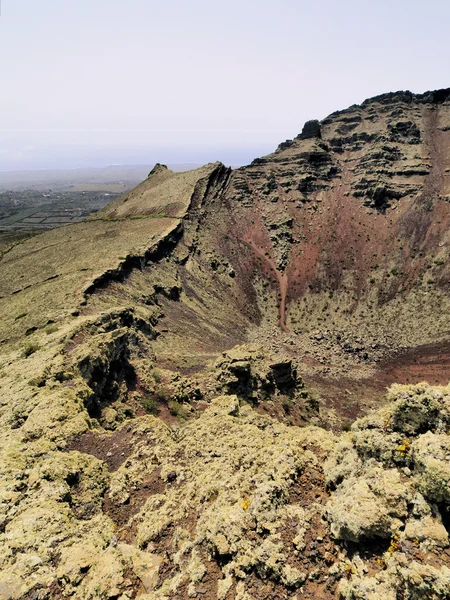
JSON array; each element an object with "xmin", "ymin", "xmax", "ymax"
[{"xmin": 1, "ymin": 0, "xmax": 449, "ymax": 170}]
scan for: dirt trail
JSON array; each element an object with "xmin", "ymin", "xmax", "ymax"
[
  {"xmin": 244, "ymin": 238, "xmax": 290, "ymax": 332},
  {"xmin": 423, "ymin": 107, "xmax": 446, "ymax": 196}
]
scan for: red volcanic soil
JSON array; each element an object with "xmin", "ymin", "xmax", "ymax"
[
  {"xmin": 375, "ymin": 340, "xmax": 450, "ymax": 387},
  {"xmin": 243, "ymin": 238, "xmax": 290, "ymax": 332},
  {"xmin": 304, "ymin": 341, "xmax": 450, "ymax": 423}
]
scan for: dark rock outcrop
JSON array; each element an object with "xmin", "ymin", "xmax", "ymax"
[{"xmin": 297, "ymin": 119, "xmax": 322, "ymax": 139}]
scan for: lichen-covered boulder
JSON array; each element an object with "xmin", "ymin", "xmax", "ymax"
[
  {"xmin": 404, "ymin": 514, "xmax": 449, "ymax": 547},
  {"xmin": 324, "ymin": 437, "xmax": 362, "ymax": 487},
  {"xmin": 411, "ymin": 432, "xmax": 450, "ymax": 504},
  {"xmin": 385, "ymin": 383, "xmax": 450, "ymax": 435},
  {"xmin": 402, "ymin": 491, "xmax": 448, "ymax": 547},
  {"xmin": 339, "ymin": 562, "xmax": 450, "ymax": 600},
  {"xmin": 352, "ymin": 429, "xmax": 408, "ymax": 465},
  {"xmin": 353, "ymin": 383, "xmax": 450, "ymax": 438},
  {"xmin": 326, "ymin": 466, "xmax": 411, "ymax": 541},
  {"xmin": 338, "ymin": 574, "xmax": 397, "ymax": 600},
  {"xmin": 398, "ymin": 562, "xmax": 450, "ymax": 600}
]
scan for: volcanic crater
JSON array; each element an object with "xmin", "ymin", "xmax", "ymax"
[
  {"xmin": 77, "ymin": 87, "xmax": 450, "ymax": 425},
  {"xmin": 2, "ymin": 89, "xmax": 450, "ymax": 600}
]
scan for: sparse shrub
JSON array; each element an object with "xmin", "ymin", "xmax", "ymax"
[
  {"xmin": 45, "ymin": 324, "xmax": 58, "ymax": 334},
  {"xmin": 241, "ymin": 497, "xmax": 250, "ymax": 511},
  {"xmin": 15, "ymin": 312, "xmax": 27, "ymax": 321},
  {"xmin": 152, "ymin": 368, "xmax": 162, "ymax": 384},
  {"xmin": 388, "ymin": 535, "xmax": 400, "ymax": 554},
  {"xmin": 28, "ymin": 375, "xmax": 46, "ymax": 388},
  {"xmin": 168, "ymin": 400, "xmax": 190, "ymax": 419},
  {"xmin": 23, "ymin": 342, "xmax": 40, "ymax": 358},
  {"xmin": 341, "ymin": 419, "xmax": 353, "ymax": 432},
  {"xmin": 140, "ymin": 396, "xmax": 158, "ymax": 415},
  {"xmin": 168, "ymin": 400, "xmax": 181, "ymax": 416},
  {"xmin": 156, "ymin": 387, "xmax": 170, "ymax": 402}
]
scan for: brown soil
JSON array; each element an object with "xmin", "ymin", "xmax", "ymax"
[
  {"xmin": 244, "ymin": 239, "xmax": 290, "ymax": 332},
  {"xmin": 65, "ymin": 425, "xmax": 141, "ymax": 471},
  {"xmin": 375, "ymin": 340, "xmax": 450, "ymax": 387},
  {"xmin": 170, "ymin": 554, "xmax": 224, "ymax": 600},
  {"xmin": 303, "ymin": 340, "xmax": 450, "ymax": 425},
  {"xmin": 103, "ymin": 468, "xmax": 166, "ymax": 528},
  {"xmin": 119, "ymin": 567, "xmax": 147, "ymax": 599},
  {"xmin": 64, "ymin": 331, "xmax": 88, "ymax": 354},
  {"xmin": 281, "ymin": 459, "xmax": 388, "ymax": 599}
]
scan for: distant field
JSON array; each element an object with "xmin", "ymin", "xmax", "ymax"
[
  {"xmin": 55, "ymin": 182, "xmax": 134, "ymax": 193},
  {"xmin": 0, "ymin": 163, "xmax": 203, "ymax": 247},
  {"xmin": 0, "ymin": 163, "xmax": 202, "ymax": 192},
  {"xmin": 0, "ymin": 190, "xmax": 117, "ymax": 233}
]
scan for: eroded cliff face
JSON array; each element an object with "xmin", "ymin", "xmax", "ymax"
[
  {"xmin": 171, "ymin": 88, "xmax": 450, "ymax": 344},
  {"xmin": 1, "ymin": 90, "xmax": 450, "ymax": 600}
]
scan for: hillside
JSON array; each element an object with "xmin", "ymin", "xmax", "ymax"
[{"xmin": 1, "ymin": 89, "xmax": 450, "ymax": 599}]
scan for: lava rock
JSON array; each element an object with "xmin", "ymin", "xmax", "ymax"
[{"xmin": 298, "ymin": 119, "xmax": 322, "ymax": 139}]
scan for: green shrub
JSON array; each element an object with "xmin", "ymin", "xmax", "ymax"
[
  {"xmin": 168, "ymin": 400, "xmax": 190, "ymax": 419},
  {"xmin": 152, "ymin": 368, "xmax": 162, "ymax": 384},
  {"xmin": 341, "ymin": 419, "xmax": 353, "ymax": 432},
  {"xmin": 156, "ymin": 387, "xmax": 170, "ymax": 402},
  {"xmin": 140, "ymin": 396, "xmax": 159, "ymax": 415},
  {"xmin": 23, "ymin": 343, "xmax": 40, "ymax": 358}
]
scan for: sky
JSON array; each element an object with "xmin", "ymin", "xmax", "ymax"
[{"xmin": 0, "ymin": 0, "xmax": 449, "ymax": 171}]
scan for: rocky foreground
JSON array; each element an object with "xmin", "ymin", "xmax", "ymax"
[{"xmin": 1, "ymin": 89, "xmax": 450, "ymax": 599}]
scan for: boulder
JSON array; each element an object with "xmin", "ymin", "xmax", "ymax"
[
  {"xmin": 326, "ymin": 467, "xmax": 410, "ymax": 541},
  {"xmin": 411, "ymin": 432, "xmax": 450, "ymax": 504}
]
